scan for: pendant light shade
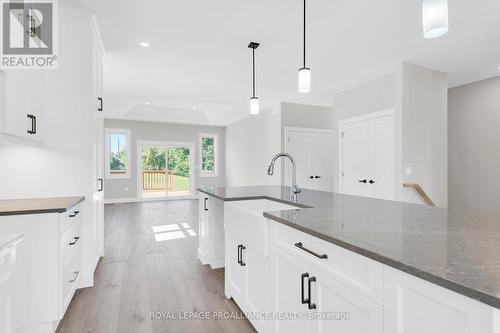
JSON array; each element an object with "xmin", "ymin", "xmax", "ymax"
[
  {"xmin": 250, "ymin": 97, "xmax": 259, "ymax": 115},
  {"xmin": 422, "ymin": 0, "xmax": 448, "ymax": 39},
  {"xmin": 298, "ymin": 67, "xmax": 311, "ymax": 93},
  {"xmin": 248, "ymin": 42, "xmax": 260, "ymax": 115},
  {"xmin": 298, "ymin": 0, "xmax": 311, "ymax": 93}
]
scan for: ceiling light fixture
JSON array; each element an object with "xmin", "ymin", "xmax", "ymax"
[
  {"xmin": 139, "ymin": 41, "xmax": 150, "ymax": 48},
  {"xmin": 145, "ymin": 102, "xmax": 151, "ymax": 105},
  {"xmin": 248, "ymin": 42, "xmax": 260, "ymax": 115},
  {"xmin": 422, "ymin": 0, "xmax": 448, "ymax": 39},
  {"xmin": 298, "ymin": 0, "xmax": 311, "ymax": 93}
]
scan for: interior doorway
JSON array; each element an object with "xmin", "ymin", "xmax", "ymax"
[{"xmin": 137, "ymin": 141, "xmax": 194, "ymax": 199}]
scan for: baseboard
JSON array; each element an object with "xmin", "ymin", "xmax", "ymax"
[
  {"xmin": 104, "ymin": 196, "xmax": 197, "ymax": 204},
  {"xmin": 209, "ymin": 258, "xmax": 225, "ymax": 269},
  {"xmin": 197, "ymin": 247, "xmax": 208, "ymax": 265}
]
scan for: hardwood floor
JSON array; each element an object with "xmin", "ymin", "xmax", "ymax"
[{"xmin": 57, "ymin": 200, "xmax": 256, "ymax": 333}]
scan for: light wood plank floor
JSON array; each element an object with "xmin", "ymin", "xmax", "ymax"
[{"xmin": 57, "ymin": 200, "xmax": 256, "ymax": 333}]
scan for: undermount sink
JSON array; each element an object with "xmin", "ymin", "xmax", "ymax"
[{"xmin": 227, "ymin": 199, "xmax": 301, "ymax": 214}]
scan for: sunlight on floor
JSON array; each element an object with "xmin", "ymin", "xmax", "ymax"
[{"xmin": 152, "ymin": 223, "xmax": 197, "ymax": 242}]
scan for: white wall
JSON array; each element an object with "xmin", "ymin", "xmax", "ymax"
[
  {"xmin": 448, "ymin": 76, "xmax": 500, "ymax": 216},
  {"xmin": 225, "ymin": 104, "xmax": 282, "ymax": 186},
  {"xmin": 0, "ymin": 11, "xmax": 99, "ymax": 287},
  {"xmin": 103, "ymin": 119, "xmax": 225, "ymax": 200},
  {"xmin": 399, "ymin": 63, "xmax": 448, "ymax": 207}
]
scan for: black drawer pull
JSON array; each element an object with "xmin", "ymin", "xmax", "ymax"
[
  {"xmin": 98, "ymin": 97, "xmax": 103, "ymax": 111},
  {"xmin": 69, "ymin": 236, "xmax": 80, "ymax": 245},
  {"xmin": 204, "ymin": 197, "xmax": 208, "ymax": 211},
  {"xmin": 295, "ymin": 242, "xmax": 328, "ymax": 259},
  {"xmin": 27, "ymin": 114, "xmax": 36, "ymax": 134},
  {"xmin": 98, "ymin": 178, "xmax": 104, "ymax": 192},
  {"xmin": 301, "ymin": 273, "xmax": 309, "ymax": 304},
  {"xmin": 307, "ymin": 276, "xmax": 317, "ymax": 309}
]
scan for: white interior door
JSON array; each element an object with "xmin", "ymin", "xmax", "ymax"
[
  {"xmin": 341, "ymin": 121, "xmax": 371, "ymax": 197},
  {"xmin": 340, "ymin": 111, "xmax": 395, "ymax": 200},
  {"xmin": 285, "ymin": 128, "xmax": 335, "ymax": 192}
]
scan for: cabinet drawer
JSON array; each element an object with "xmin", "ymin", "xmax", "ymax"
[
  {"xmin": 60, "ymin": 220, "xmax": 81, "ymax": 268},
  {"xmin": 59, "ymin": 204, "xmax": 82, "ymax": 234},
  {"xmin": 271, "ymin": 222, "xmax": 383, "ymax": 304},
  {"xmin": 60, "ymin": 233, "xmax": 81, "ymax": 318}
]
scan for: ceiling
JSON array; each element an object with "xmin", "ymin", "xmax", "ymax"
[{"xmin": 67, "ymin": 0, "xmax": 500, "ymax": 126}]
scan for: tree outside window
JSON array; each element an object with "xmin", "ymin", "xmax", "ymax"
[{"xmin": 200, "ymin": 134, "xmax": 217, "ymax": 176}]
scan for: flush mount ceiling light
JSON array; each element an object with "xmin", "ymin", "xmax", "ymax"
[
  {"xmin": 298, "ymin": 0, "xmax": 311, "ymax": 93},
  {"xmin": 422, "ymin": 0, "xmax": 448, "ymax": 39},
  {"xmin": 139, "ymin": 41, "xmax": 150, "ymax": 48},
  {"xmin": 248, "ymin": 42, "xmax": 260, "ymax": 115},
  {"xmin": 145, "ymin": 101, "xmax": 151, "ymax": 105}
]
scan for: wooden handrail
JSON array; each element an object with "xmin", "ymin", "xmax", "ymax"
[{"xmin": 403, "ymin": 183, "xmax": 435, "ymax": 206}]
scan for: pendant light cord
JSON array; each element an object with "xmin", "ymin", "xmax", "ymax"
[
  {"xmin": 252, "ymin": 48, "xmax": 256, "ymax": 98},
  {"xmin": 303, "ymin": 0, "xmax": 306, "ymax": 68}
]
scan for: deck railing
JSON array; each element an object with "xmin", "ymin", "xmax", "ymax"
[{"xmin": 142, "ymin": 170, "xmax": 173, "ymax": 191}]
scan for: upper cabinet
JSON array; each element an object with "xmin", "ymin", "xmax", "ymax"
[
  {"xmin": 1, "ymin": 70, "xmax": 45, "ymax": 142},
  {"xmin": 92, "ymin": 35, "xmax": 104, "ymax": 116}
]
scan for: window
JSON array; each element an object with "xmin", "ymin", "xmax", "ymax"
[
  {"xmin": 105, "ymin": 128, "xmax": 131, "ymax": 178},
  {"xmin": 199, "ymin": 134, "xmax": 218, "ymax": 177}
]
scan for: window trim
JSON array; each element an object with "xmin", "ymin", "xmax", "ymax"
[
  {"xmin": 105, "ymin": 128, "xmax": 131, "ymax": 179},
  {"xmin": 199, "ymin": 133, "xmax": 218, "ymax": 177}
]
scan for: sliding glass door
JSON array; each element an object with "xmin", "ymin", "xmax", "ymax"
[{"xmin": 138, "ymin": 142, "xmax": 193, "ymax": 199}]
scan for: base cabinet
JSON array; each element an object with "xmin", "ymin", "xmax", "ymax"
[{"xmin": 197, "ymin": 193, "xmax": 225, "ymax": 268}]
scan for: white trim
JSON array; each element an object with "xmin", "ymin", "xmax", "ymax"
[
  {"xmin": 89, "ymin": 14, "xmax": 105, "ymax": 56},
  {"xmin": 338, "ymin": 109, "xmax": 395, "ymax": 194},
  {"xmin": 199, "ymin": 133, "xmax": 219, "ymax": 177},
  {"xmin": 104, "ymin": 196, "xmax": 198, "ymax": 204},
  {"xmin": 136, "ymin": 140, "xmax": 196, "ymax": 200},
  {"xmin": 105, "ymin": 128, "xmax": 131, "ymax": 179}
]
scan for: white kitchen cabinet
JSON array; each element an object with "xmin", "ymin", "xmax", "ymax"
[
  {"xmin": 340, "ymin": 110, "xmax": 395, "ymax": 200},
  {"xmin": 285, "ymin": 128, "xmax": 336, "ymax": 192},
  {"xmin": 0, "ymin": 235, "xmax": 22, "ymax": 333},
  {"xmin": 197, "ymin": 192, "xmax": 225, "ymax": 268},
  {"xmin": 0, "ymin": 203, "xmax": 83, "ymax": 332},
  {"xmin": 92, "ymin": 40, "xmax": 104, "ymax": 115},
  {"xmin": 384, "ymin": 266, "xmax": 498, "ymax": 333},
  {"xmin": 225, "ymin": 231, "xmax": 246, "ymax": 302},
  {"xmin": 2, "ymin": 70, "xmax": 45, "ymax": 142}
]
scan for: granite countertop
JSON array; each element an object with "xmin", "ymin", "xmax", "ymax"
[
  {"xmin": 0, "ymin": 233, "xmax": 23, "ymax": 250},
  {"xmin": 0, "ymin": 196, "xmax": 85, "ymax": 216},
  {"xmin": 198, "ymin": 185, "xmax": 500, "ymax": 309}
]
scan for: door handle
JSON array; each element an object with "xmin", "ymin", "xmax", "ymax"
[
  {"xmin": 97, "ymin": 97, "xmax": 103, "ymax": 112},
  {"xmin": 358, "ymin": 179, "xmax": 367, "ymax": 183},
  {"xmin": 27, "ymin": 114, "xmax": 36, "ymax": 134},
  {"xmin": 295, "ymin": 242, "xmax": 328, "ymax": 259},
  {"xmin": 98, "ymin": 178, "xmax": 104, "ymax": 192},
  {"xmin": 204, "ymin": 197, "xmax": 208, "ymax": 211},
  {"xmin": 69, "ymin": 236, "xmax": 80, "ymax": 245},
  {"xmin": 369, "ymin": 180, "xmax": 375, "ymax": 184},
  {"xmin": 301, "ymin": 273, "xmax": 309, "ymax": 304},
  {"xmin": 309, "ymin": 176, "xmax": 314, "ymax": 179},
  {"xmin": 315, "ymin": 176, "xmax": 321, "ymax": 179},
  {"xmin": 307, "ymin": 276, "xmax": 317, "ymax": 309}
]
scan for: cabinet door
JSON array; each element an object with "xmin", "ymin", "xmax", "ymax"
[
  {"xmin": 312, "ymin": 271, "xmax": 383, "ymax": 333},
  {"xmin": 245, "ymin": 245, "xmax": 270, "ymax": 332},
  {"xmin": 312, "ymin": 132, "xmax": 335, "ymax": 192},
  {"xmin": 3, "ymin": 70, "xmax": 45, "ymax": 141},
  {"xmin": 198, "ymin": 195, "xmax": 209, "ymax": 261},
  {"xmin": 92, "ymin": 44, "xmax": 104, "ymax": 115},
  {"xmin": 225, "ymin": 232, "xmax": 246, "ymax": 303},
  {"xmin": 273, "ymin": 248, "xmax": 313, "ymax": 333}
]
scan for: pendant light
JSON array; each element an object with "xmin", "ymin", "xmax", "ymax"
[
  {"xmin": 248, "ymin": 42, "xmax": 260, "ymax": 115},
  {"xmin": 422, "ymin": 0, "xmax": 448, "ymax": 39},
  {"xmin": 298, "ymin": 0, "xmax": 311, "ymax": 93}
]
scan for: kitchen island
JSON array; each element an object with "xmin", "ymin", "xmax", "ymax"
[{"xmin": 198, "ymin": 185, "xmax": 500, "ymax": 333}]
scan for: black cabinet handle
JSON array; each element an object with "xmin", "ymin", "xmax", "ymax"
[
  {"xmin": 240, "ymin": 245, "xmax": 246, "ymax": 266},
  {"xmin": 369, "ymin": 180, "xmax": 375, "ymax": 184},
  {"xmin": 315, "ymin": 176, "xmax": 321, "ymax": 179},
  {"xmin": 69, "ymin": 236, "xmax": 80, "ymax": 245},
  {"xmin": 27, "ymin": 114, "xmax": 36, "ymax": 134},
  {"xmin": 295, "ymin": 242, "xmax": 328, "ymax": 259},
  {"xmin": 98, "ymin": 178, "xmax": 104, "ymax": 192},
  {"xmin": 69, "ymin": 210, "xmax": 80, "ymax": 218},
  {"xmin": 98, "ymin": 97, "xmax": 103, "ymax": 112},
  {"xmin": 307, "ymin": 276, "xmax": 317, "ymax": 309},
  {"xmin": 204, "ymin": 197, "xmax": 208, "ymax": 211},
  {"xmin": 358, "ymin": 179, "xmax": 367, "ymax": 183},
  {"xmin": 237, "ymin": 245, "xmax": 242, "ymax": 265},
  {"xmin": 301, "ymin": 273, "xmax": 309, "ymax": 304}
]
